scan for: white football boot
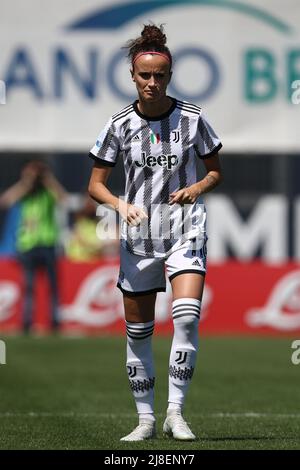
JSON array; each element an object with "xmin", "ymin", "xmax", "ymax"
[
  {"xmin": 120, "ymin": 419, "xmax": 156, "ymax": 442},
  {"xmin": 163, "ymin": 411, "xmax": 196, "ymax": 441}
]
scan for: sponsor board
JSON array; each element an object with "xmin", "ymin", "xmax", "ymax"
[
  {"xmin": 0, "ymin": 1, "xmax": 299, "ymax": 151},
  {"xmin": 0, "ymin": 258, "xmax": 300, "ymax": 335}
]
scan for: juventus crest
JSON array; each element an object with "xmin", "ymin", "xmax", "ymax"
[{"xmin": 175, "ymin": 350, "xmax": 188, "ymax": 365}]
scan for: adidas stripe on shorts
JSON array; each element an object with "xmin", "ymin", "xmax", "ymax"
[{"xmin": 117, "ymin": 237, "xmax": 207, "ymax": 296}]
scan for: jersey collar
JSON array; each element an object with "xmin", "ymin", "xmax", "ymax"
[{"xmin": 133, "ymin": 97, "xmax": 177, "ymax": 121}]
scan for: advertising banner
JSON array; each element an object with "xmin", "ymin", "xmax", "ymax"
[
  {"xmin": 1, "ymin": 258, "xmax": 300, "ymax": 335},
  {"xmin": 0, "ymin": 0, "xmax": 300, "ymax": 152}
]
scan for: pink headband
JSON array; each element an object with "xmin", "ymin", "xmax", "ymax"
[{"xmin": 133, "ymin": 51, "xmax": 171, "ymax": 65}]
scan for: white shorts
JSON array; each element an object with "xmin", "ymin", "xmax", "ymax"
[{"xmin": 117, "ymin": 237, "xmax": 207, "ymax": 296}]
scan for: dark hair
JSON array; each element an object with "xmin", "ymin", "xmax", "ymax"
[{"xmin": 124, "ymin": 24, "xmax": 172, "ymax": 69}]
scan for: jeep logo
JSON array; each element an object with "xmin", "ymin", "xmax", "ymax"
[{"xmin": 135, "ymin": 152, "xmax": 178, "ymax": 170}]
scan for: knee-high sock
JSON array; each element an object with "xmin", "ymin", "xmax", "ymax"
[
  {"xmin": 168, "ymin": 298, "xmax": 201, "ymax": 411},
  {"xmin": 126, "ymin": 320, "xmax": 155, "ymax": 420}
]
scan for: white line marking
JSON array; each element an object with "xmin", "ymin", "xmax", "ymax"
[{"xmin": 0, "ymin": 412, "xmax": 300, "ymax": 419}]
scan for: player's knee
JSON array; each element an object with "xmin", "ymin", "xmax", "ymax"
[
  {"xmin": 172, "ymin": 299, "xmax": 201, "ymax": 328},
  {"xmin": 173, "ymin": 314, "xmax": 200, "ymax": 327},
  {"xmin": 173, "ymin": 314, "xmax": 199, "ymax": 343},
  {"xmin": 172, "ymin": 298, "xmax": 201, "ymax": 344},
  {"xmin": 123, "ymin": 296, "xmax": 155, "ymax": 323},
  {"xmin": 126, "ymin": 321, "xmax": 155, "ymax": 361}
]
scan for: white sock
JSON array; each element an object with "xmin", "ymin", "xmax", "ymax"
[
  {"xmin": 167, "ymin": 403, "xmax": 182, "ymax": 415},
  {"xmin": 139, "ymin": 413, "xmax": 156, "ymax": 423},
  {"xmin": 126, "ymin": 320, "xmax": 155, "ymax": 421},
  {"xmin": 168, "ymin": 298, "xmax": 201, "ymax": 410}
]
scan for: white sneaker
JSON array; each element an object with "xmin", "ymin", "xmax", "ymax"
[
  {"xmin": 120, "ymin": 419, "xmax": 156, "ymax": 442},
  {"xmin": 163, "ymin": 412, "xmax": 196, "ymax": 441}
]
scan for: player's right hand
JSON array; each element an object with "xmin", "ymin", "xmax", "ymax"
[{"xmin": 117, "ymin": 200, "xmax": 148, "ymax": 227}]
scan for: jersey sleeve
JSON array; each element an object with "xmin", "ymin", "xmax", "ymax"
[
  {"xmin": 89, "ymin": 118, "xmax": 120, "ymax": 167},
  {"xmin": 194, "ymin": 112, "xmax": 222, "ymax": 159}
]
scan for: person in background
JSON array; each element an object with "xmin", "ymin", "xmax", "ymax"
[
  {"xmin": 0, "ymin": 159, "xmax": 67, "ymax": 333},
  {"xmin": 66, "ymin": 195, "xmax": 109, "ymax": 262}
]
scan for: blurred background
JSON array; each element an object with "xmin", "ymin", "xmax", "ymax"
[{"xmin": 0, "ymin": 0, "xmax": 300, "ymax": 336}]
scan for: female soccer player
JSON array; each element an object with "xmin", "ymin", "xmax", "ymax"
[{"xmin": 88, "ymin": 24, "xmax": 222, "ymax": 441}]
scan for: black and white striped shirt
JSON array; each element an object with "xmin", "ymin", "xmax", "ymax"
[{"xmin": 90, "ymin": 98, "xmax": 222, "ymax": 258}]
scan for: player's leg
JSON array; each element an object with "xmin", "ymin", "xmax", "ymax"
[
  {"xmin": 164, "ymin": 239, "xmax": 206, "ymax": 440},
  {"xmin": 120, "ymin": 293, "xmax": 156, "ymax": 441},
  {"xmin": 118, "ymin": 246, "xmax": 166, "ymax": 441}
]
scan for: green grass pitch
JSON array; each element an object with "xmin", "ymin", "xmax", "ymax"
[{"xmin": 0, "ymin": 335, "xmax": 299, "ymax": 450}]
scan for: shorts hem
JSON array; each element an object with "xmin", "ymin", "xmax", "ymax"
[
  {"xmin": 168, "ymin": 269, "xmax": 206, "ymax": 282},
  {"xmin": 117, "ymin": 283, "xmax": 166, "ymax": 297}
]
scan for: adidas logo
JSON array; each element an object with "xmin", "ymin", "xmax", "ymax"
[
  {"xmin": 132, "ymin": 134, "xmax": 140, "ymax": 142},
  {"xmin": 192, "ymin": 259, "xmax": 201, "ymax": 266}
]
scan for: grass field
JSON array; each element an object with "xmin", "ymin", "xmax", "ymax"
[{"xmin": 0, "ymin": 334, "xmax": 299, "ymax": 450}]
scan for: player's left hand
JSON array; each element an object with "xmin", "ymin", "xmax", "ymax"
[{"xmin": 169, "ymin": 184, "xmax": 200, "ymax": 205}]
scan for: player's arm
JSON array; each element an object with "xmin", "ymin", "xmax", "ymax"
[
  {"xmin": 88, "ymin": 161, "xmax": 147, "ymax": 226},
  {"xmin": 195, "ymin": 152, "xmax": 223, "ymax": 194},
  {"xmin": 88, "ymin": 162, "xmax": 118, "ymax": 209},
  {"xmin": 169, "ymin": 153, "xmax": 222, "ymax": 205}
]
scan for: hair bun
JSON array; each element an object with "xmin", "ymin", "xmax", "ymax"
[
  {"xmin": 141, "ymin": 24, "xmax": 167, "ymax": 46},
  {"xmin": 123, "ymin": 23, "xmax": 172, "ymax": 67}
]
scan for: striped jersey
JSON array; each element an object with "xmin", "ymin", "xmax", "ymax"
[{"xmin": 90, "ymin": 98, "xmax": 222, "ymax": 258}]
